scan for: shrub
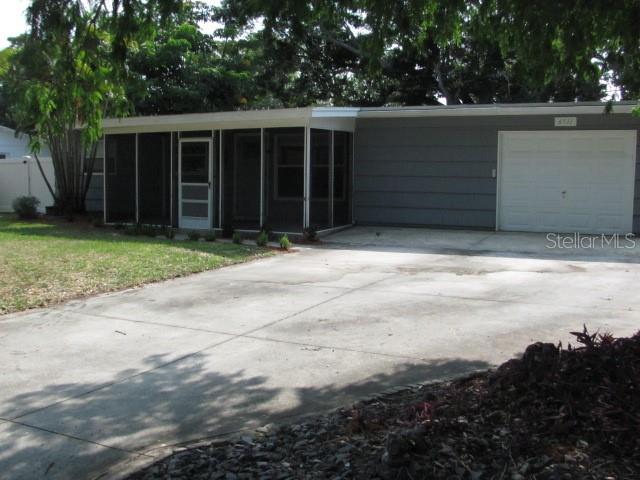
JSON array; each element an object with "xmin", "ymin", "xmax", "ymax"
[
  {"xmin": 164, "ymin": 227, "xmax": 175, "ymax": 239},
  {"xmin": 256, "ymin": 230, "xmax": 269, "ymax": 247},
  {"xmin": 187, "ymin": 231, "xmax": 201, "ymax": 241},
  {"xmin": 232, "ymin": 231, "xmax": 242, "ymax": 244},
  {"xmin": 123, "ymin": 225, "xmax": 139, "ymax": 236},
  {"xmin": 204, "ymin": 232, "xmax": 216, "ymax": 242},
  {"xmin": 114, "ymin": 223, "xmax": 126, "ymax": 230},
  {"xmin": 12, "ymin": 196, "xmax": 40, "ymax": 219},
  {"xmin": 222, "ymin": 223, "xmax": 234, "ymax": 238},
  {"xmin": 279, "ymin": 234, "xmax": 292, "ymax": 250},
  {"xmin": 303, "ymin": 227, "xmax": 318, "ymax": 242},
  {"xmin": 140, "ymin": 224, "xmax": 158, "ymax": 237},
  {"xmin": 91, "ymin": 216, "xmax": 104, "ymax": 228}
]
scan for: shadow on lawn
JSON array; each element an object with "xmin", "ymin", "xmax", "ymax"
[{"xmin": 0, "ymin": 352, "xmax": 490, "ymax": 480}]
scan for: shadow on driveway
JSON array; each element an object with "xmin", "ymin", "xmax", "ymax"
[{"xmin": 0, "ymin": 353, "xmax": 490, "ymax": 480}]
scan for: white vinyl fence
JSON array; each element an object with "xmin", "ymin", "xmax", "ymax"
[{"xmin": 0, "ymin": 156, "xmax": 55, "ymax": 213}]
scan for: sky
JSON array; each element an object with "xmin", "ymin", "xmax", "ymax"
[{"xmin": 0, "ymin": 0, "xmax": 30, "ymax": 49}]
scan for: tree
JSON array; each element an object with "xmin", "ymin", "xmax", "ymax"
[
  {"xmin": 213, "ymin": 0, "xmax": 639, "ymax": 106},
  {"xmin": 127, "ymin": 1, "xmax": 257, "ymax": 114},
  {"xmin": 0, "ymin": 48, "xmax": 16, "ymax": 128},
  {"xmin": 4, "ymin": 0, "xmax": 180, "ymax": 213}
]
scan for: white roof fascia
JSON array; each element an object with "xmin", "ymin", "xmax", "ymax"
[
  {"xmin": 102, "ymin": 107, "xmax": 314, "ymax": 134},
  {"xmin": 358, "ymin": 103, "xmax": 637, "ymax": 118}
]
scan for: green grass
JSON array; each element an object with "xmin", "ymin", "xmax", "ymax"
[{"xmin": 0, "ymin": 215, "xmax": 270, "ymax": 315}]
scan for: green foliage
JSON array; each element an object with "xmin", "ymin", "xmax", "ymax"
[
  {"xmin": 163, "ymin": 226, "xmax": 176, "ymax": 239},
  {"xmin": 213, "ymin": 0, "xmax": 640, "ymax": 105},
  {"xmin": 256, "ymin": 230, "xmax": 269, "ymax": 247},
  {"xmin": 187, "ymin": 230, "xmax": 201, "ymax": 241},
  {"xmin": 303, "ymin": 227, "xmax": 318, "ymax": 242},
  {"xmin": 279, "ymin": 234, "xmax": 291, "ymax": 250},
  {"xmin": 127, "ymin": 2, "xmax": 256, "ymax": 115},
  {"xmin": 3, "ymin": 0, "xmax": 180, "ymax": 212},
  {"xmin": 222, "ymin": 223, "xmax": 234, "ymax": 238},
  {"xmin": 232, "ymin": 231, "xmax": 242, "ymax": 244},
  {"xmin": 204, "ymin": 232, "xmax": 217, "ymax": 242},
  {"xmin": 12, "ymin": 196, "xmax": 40, "ymax": 219},
  {"xmin": 139, "ymin": 224, "xmax": 159, "ymax": 237}
]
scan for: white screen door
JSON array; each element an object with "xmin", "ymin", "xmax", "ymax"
[{"xmin": 179, "ymin": 138, "xmax": 212, "ymax": 229}]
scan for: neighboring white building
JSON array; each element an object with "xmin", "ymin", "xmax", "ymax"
[
  {"xmin": 0, "ymin": 125, "xmax": 30, "ymax": 159},
  {"xmin": 0, "ymin": 125, "xmax": 54, "ymax": 213}
]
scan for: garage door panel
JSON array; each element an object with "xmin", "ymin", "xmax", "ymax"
[{"xmin": 499, "ymin": 131, "xmax": 636, "ymax": 234}]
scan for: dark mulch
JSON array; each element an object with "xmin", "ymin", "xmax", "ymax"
[{"xmin": 129, "ymin": 328, "xmax": 640, "ymax": 479}]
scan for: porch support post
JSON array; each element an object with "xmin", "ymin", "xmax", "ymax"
[
  {"xmin": 303, "ymin": 125, "xmax": 311, "ymax": 229},
  {"xmin": 135, "ymin": 133, "xmax": 139, "ymax": 224},
  {"xmin": 329, "ymin": 130, "xmax": 335, "ymax": 228},
  {"xmin": 218, "ymin": 129, "xmax": 223, "ymax": 228},
  {"xmin": 169, "ymin": 132, "xmax": 173, "ymax": 226},
  {"xmin": 103, "ymin": 135, "xmax": 107, "ymax": 223},
  {"xmin": 260, "ymin": 128, "xmax": 264, "ymax": 228}
]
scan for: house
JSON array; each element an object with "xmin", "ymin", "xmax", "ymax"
[{"xmin": 99, "ymin": 102, "xmax": 640, "ymax": 235}]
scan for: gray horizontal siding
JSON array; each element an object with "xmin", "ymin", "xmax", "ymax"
[
  {"xmin": 85, "ymin": 174, "xmax": 104, "ymax": 212},
  {"xmin": 354, "ymin": 113, "xmax": 640, "ymax": 232}
]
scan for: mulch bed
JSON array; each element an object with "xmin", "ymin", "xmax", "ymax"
[{"xmin": 129, "ymin": 328, "xmax": 640, "ymax": 479}]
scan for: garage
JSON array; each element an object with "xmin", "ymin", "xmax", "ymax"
[{"xmin": 498, "ymin": 131, "xmax": 637, "ymax": 234}]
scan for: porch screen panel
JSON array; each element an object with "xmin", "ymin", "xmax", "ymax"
[
  {"xmin": 138, "ymin": 132, "xmax": 171, "ymax": 225},
  {"xmin": 105, "ymin": 134, "xmax": 136, "ymax": 223},
  {"xmin": 222, "ymin": 129, "xmax": 261, "ymax": 230},
  {"xmin": 263, "ymin": 128, "xmax": 304, "ymax": 232},
  {"xmin": 309, "ymin": 129, "xmax": 331, "ymax": 230},
  {"xmin": 333, "ymin": 131, "xmax": 352, "ymax": 226}
]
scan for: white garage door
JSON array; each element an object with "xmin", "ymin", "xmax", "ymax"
[{"xmin": 498, "ymin": 131, "xmax": 637, "ymax": 234}]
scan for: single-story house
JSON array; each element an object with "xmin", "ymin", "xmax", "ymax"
[{"xmin": 99, "ymin": 101, "xmax": 640, "ymax": 235}]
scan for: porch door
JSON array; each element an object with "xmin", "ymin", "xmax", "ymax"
[{"xmin": 179, "ymin": 138, "xmax": 212, "ymax": 230}]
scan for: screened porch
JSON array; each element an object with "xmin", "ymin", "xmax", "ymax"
[{"xmin": 103, "ymin": 109, "xmax": 355, "ymax": 234}]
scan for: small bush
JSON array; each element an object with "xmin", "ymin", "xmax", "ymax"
[
  {"xmin": 164, "ymin": 227, "xmax": 175, "ymax": 239},
  {"xmin": 187, "ymin": 231, "xmax": 201, "ymax": 241},
  {"xmin": 91, "ymin": 216, "xmax": 104, "ymax": 228},
  {"xmin": 12, "ymin": 196, "xmax": 40, "ymax": 219},
  {"xmin": 256, "ymin": 230, "xmax": 269, "ymax": 247},
  {"xmin": 232, "ymin": 231, "xmax": 242, "ymax": 244},
  {"xmin": 123, "ymin": 225, "xmax": 139, "ymax": 236},
  {"xmin": 204, "ymin": 232, "xmax": 216, "ymax": 242},
  {"xmin": 140, "ymin": 224, "xmax": 158, "ymax": 237},
  {"xmin": 279, "ymin": 234, "xmax": 291, "ymax": 250},
  {"xmin": 303, "ymin": 227, "xmax": 318, "ymax": 242},
  {"xmin": 114, "ymin": 223, "xmax": 126, "ymax": 230},
  {"xmin": 222, "ymin": 223, "xmax": 234, "ymax": 238}
]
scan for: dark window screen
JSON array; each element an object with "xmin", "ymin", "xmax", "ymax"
[
  {"xmin": 310, "ymin": 129, "xmax": 330, "ymax": 229},
  {"xmin": 139, "ymin": 132, "xmax": 171, "ymax": 225},
  {"xmin": 263, "ymin": 128, "xmax": 304, "ymax": 232},
  {"xmin": 222, "ymin": 130, "xmax": 261, "ymax": 229},
  {"xmin": 105, "ymin": 134, "xmax": 136, "ymax": 223},
  {"xmin": 333, "ymin": 131, "xmax": 352, "ymax": 226}
]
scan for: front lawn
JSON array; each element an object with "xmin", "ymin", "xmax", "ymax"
[{"xmin": 0, "ymin": 216, "xmax": 269, "ymax": 315}]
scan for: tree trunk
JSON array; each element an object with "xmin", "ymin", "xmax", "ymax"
[{"xmin": 46, "ymin": 128, "xmax": 91, "ymax": 214}]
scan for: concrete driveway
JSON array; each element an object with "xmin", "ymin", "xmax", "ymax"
[{"xmin": 1, "ymin": 227, "xmax": 639, "ymax": 479}]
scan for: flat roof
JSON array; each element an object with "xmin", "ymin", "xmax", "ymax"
[{"xmin": 102, "ymin": 102, "xmax": 637, "ymax": 133}]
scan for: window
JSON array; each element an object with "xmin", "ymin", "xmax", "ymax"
[
  {"xmin": 83, "ymin": 139, "xmax": 105, "ymax": 174},
  {"xmin": 84, "ymin": 157, "xmax": 104, "ymax": 174},
  {"xmin": 0, "ymin": 153, "xmax": 6, "ymax": 159}
]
